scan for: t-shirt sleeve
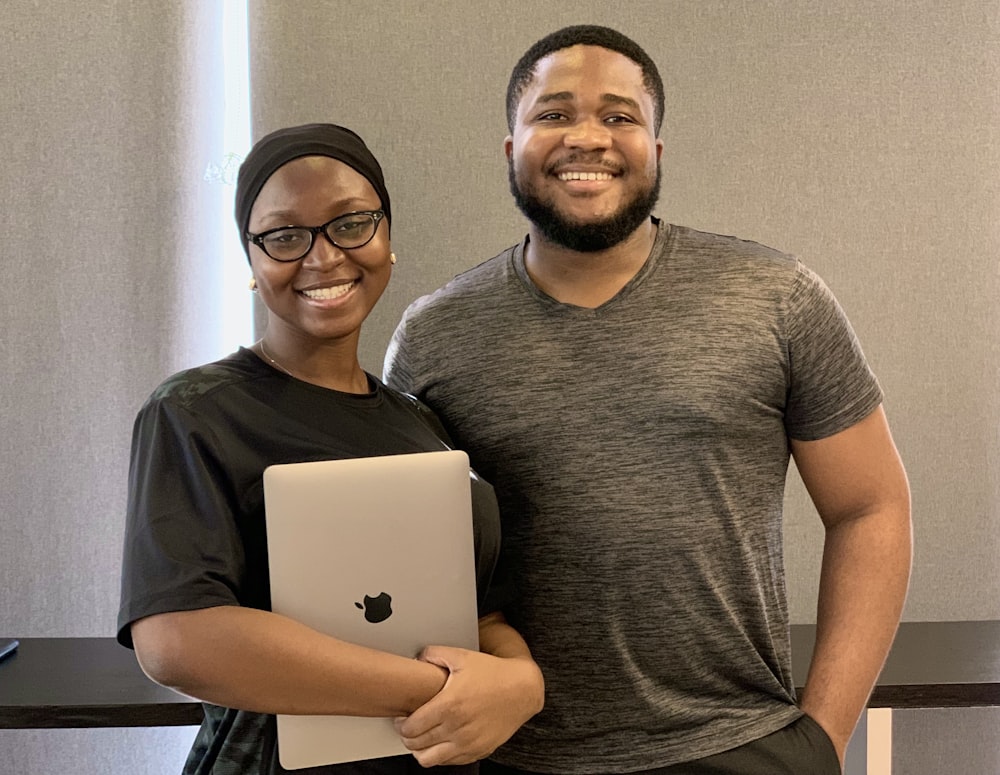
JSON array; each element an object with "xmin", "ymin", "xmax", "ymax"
[
  {"xmin": 117, "ymin": 395, "xmax": 247, "ymax": 647},
  {"xmin": 783, "ymin": 263, "xmax": 884, "ymax": 441},
  {"xmin": 468, "ymin": 469, "xmax": 511, "ymax": 617}
]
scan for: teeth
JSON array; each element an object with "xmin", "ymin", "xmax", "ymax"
[
  {"xmin": 558, "ymin": 171, "xmax": 614, "ymax": 181},
  {"xmin": 302, "ymin": 282, "xmax": 355, "ymax": 300}
]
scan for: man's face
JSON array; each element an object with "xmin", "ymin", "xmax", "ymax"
[{"xmin": 505, "ymin": 45, "xmax": 663, "ymax": 252}]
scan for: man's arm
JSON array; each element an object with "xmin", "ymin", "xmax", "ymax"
[{"xmin": 790, "ymin": 405, "xmax": 912, "ymax": 763}]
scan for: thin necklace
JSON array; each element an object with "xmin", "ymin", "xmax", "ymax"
[
  {"xmin": 258, "ymin": 340, "xmax": 295, "ymax": 378},
  {"xmin": 257, "ymin": 340, "xmax": 371, "ymax": 393}
]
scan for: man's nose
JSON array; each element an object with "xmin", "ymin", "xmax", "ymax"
[{"xmin": 562, "ymin": 116, "xmax": 612, "ymax": 150}]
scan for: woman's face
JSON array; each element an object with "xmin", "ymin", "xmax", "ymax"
[{"xmin": 247, "ymin": 155, "xmax": 392, "ymax": 348}]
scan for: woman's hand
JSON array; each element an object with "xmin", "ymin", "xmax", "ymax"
[
  {"xmin": 395, "ymin": 646, "xmax": 544, "ymax": 766},
  {"xmin": 395, "ymin": 612, "xmax": 544, "ymax": 766}
]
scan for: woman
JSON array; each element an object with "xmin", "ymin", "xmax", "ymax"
[{"xmin": 117, "ymin": 123, "xmax": 544, "ymax": 774}]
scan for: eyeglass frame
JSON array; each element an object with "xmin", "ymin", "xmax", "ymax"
[{"xmin": 244, "ymin": 209, "xmax": 387, "ymax": 262}]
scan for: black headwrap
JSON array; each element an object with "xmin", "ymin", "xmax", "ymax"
[{"xmin": 234, "ymin": 123, "xmax": 391, "ymax": 261}]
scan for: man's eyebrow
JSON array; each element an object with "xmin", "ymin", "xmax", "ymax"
[
  {"xmin": 601, "ymin": 93, "xmax": 641, "ymax": 111},
  {"xmin": 534, "ymin": 91, "xmax": 574, "ymax": 105},
  {"xmin": 532, "ymin": 91, "xmax": 641, "ymax": 112}
]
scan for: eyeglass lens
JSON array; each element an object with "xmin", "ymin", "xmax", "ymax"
[{"xmin": 260, "ymin": 212, "xmax": 379, "ymax": 260}]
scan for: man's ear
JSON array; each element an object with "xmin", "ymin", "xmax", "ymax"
[{"xmin": 504, "ymin": 136, "xmax": 514, "ymax": 161}]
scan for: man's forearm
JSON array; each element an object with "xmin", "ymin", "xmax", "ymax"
[{"xmin": 799, "ymin": 507, "xmax": 912, "ymax": 757}]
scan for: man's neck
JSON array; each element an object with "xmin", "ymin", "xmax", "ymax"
[{"xmin": 523, "ymin": 218, "xmax": 658, "ymax": 308}]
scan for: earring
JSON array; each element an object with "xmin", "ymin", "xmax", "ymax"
[
  {"xmin": 248, "ymin": 276, "xmax": 257, "ymax": 291},
  {"xmin": 390, "ymin": 252, "xmax": 397, "ymax": 265}
]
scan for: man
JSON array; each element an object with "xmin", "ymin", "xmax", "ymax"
[{"xmin": 386, "ymin": 25, "xmax": 912, "ymax": 775}]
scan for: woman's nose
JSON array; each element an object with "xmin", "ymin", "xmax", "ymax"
[{"xmin": 301, "ymin": 231, "xmax": 347, "ymax": 269}]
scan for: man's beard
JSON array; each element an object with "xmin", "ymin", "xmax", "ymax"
[{"xmin": 508, "ymin": 160, "xmax": 661, "ymax": 253}]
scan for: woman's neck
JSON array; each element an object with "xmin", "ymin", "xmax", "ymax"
[{"xmin": 255, "ymin": 335, "xmax": 371, "ymax": 394}]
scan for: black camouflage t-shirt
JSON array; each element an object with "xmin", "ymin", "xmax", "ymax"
[{"xmin": 118, "ymin": 348, "xmax": 498, "ymax": 774}]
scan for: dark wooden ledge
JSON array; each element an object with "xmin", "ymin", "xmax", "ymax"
[{"xmin": 2, "ymin": 621, "xmax": 998, "ymax": 729}]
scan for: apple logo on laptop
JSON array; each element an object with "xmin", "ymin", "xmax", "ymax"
[{"xmin": 355, "ymin": 592, "xmax": 393, "ymax": 623}]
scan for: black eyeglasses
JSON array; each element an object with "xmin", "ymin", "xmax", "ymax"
[{"xmin": 245, "ymin": 209, "xmax": 386, "ymax": 262}]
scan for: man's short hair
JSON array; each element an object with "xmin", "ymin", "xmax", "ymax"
[{"xmin": 506, "ymin": 25, "xmax": 665, "ymax": 135}]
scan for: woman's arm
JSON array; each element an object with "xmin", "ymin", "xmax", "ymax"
[{"xmin": 131, "ymin": 605, "xmax": 448, "ymax": 717}]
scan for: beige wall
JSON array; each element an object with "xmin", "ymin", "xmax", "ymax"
[{"xmin": 1, "ymin": 1, "xmax": 996, "ymax": 772}]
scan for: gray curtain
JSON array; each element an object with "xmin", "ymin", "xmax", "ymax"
[
  {"xmin": 0, "ymin": 1, "xmax": 237, "ymax": 770},
  {"xmin": 1, "ymin": 0, "xmax": 996, "ymax": 772},
  {"xmin": 249, "ymin": 1, "xmax": 1000, "ymax": 773},
  {"xmin": 247, "ymin": 0, "xmax": 1000, "ymax": 619}
]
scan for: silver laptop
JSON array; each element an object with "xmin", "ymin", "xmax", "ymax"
[{"xmin": 263, "ymin": 450, "xmax": 480, "ymax": 769}]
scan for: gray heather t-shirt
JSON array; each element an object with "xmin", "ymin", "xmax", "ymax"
[{"xmin": 384, "ymin": 220, "xmax": 883, "ymax": 773}]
